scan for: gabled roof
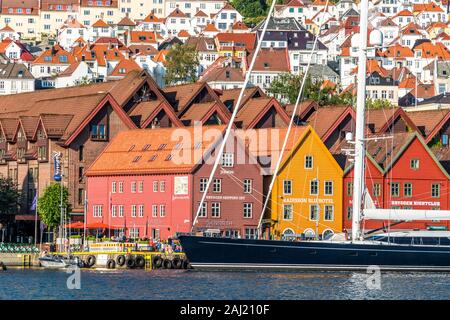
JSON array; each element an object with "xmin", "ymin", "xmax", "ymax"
[
  {"xmin": 406, "ymin": 108, "xmax": 450, "ymax": 143},
  {"xmin": 194, "ymin": 10, "xmax": 208, "ymax": 17},
  {"xmin": 86, "ymin": 125, "xmax": 227, "ymax": 176},
  {"xmin": 180, "ymin": 101, "xmax": 232, "ymax": 126},
  {"xmin": 306, "ymin": 105, "xmax": 355, "ymax": 139},
  {"xmin": 128, "ymin": 100, "xmax": 182, "ymax": 128},
  {"xmin": 0, "ymin": 25, "xmax": 15, "ymax": 32},
  {"xmin": 92, "ymin": 19, "xmax": 110, "ymax": 28},
  {"xmin": 235, "ymin": 97, "xmax": 291, "ymax": 129},
  {"xmin": 130, "ymin": 31, "xmax": 157, "ymax": 44},
  {"xmin": 204, "ymin": 23, "xmax": 219, "ymax": 32},
  {"xmin": 32, "ymin": 44, "xmax": 75, "ymax": 65},
  {"xmin": 142, "ymin": 13, "xmax": 164, "ymax": 23},
  {"xmin": 248, "ymin": 48, "xmax": 290, "ymax": 72},
  {"xmin": 117, "ymin": 15, "xmax": 136, "ymax": 26},
  {"xmin": 167, "ymin": 8, "xmax": 186, "ymax": 18},
  {"xmin": 109, "ymin": 59, "xmax": 141, "ymax": 77}
]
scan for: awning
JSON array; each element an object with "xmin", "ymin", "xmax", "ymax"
[
  {"xmin": 64, "ymin": 222, "xmax": 85, "ymax": 229},
  {"xmin": 86, "ymin": 222, "xmax": 121, "ymax": 229}
]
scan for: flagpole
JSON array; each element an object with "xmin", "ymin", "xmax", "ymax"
[
  {"xmin": 108, "ymin": 192, "xmax": 111, "ymax": 238},
  {"xmin": 83, "ymin": 190, "xmax": 87, "ymax": 250},
  {"xmin": 34, "ymin": 193, "xmax": 38, "ymax": 247}
]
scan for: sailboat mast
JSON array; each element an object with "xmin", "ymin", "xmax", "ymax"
[{"xmin": 351, "ymin": 0, "xmax": 369, "ymax": 241}]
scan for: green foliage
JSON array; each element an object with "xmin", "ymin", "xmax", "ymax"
[
  {"xmin": 366, "ymin": 98, "xmax": 394, "ymax": 110},
  {"xmin": 37, "ymin": 183, "xmax": 71, "ymax": 230},
  {"xmin": 267, "ymin": 73, "xmax": 354, "ymax": 106},
  {"xmin": 232, "ymin": 0, "xmax": 268, "ymax": 23},
  {"xmin": 165, "ymin": 43, "xmax": 200, "ymax": 85},
  {"xmin": 0, "ymin": 177, "xmax": 20, "ymax": 219}
]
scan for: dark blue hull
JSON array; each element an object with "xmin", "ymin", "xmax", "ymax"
[{"xmin": 178, "ymin": 235, "xmax": 450, "ymax": 271}]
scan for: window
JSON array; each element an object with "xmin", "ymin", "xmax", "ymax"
[
  {"xmin": 324, "ymin": 205, "xmax": 334, "ymax": 221},
  {"xmin": 160, "ymin": 204, "xmax": 166, "ymax": 217},
  {"xmin": 199, "ymin": 202, "xmax": 207, "ymax": 217},
  {"xmin": 131, "ymin": 205, "xmax": 137, "ymax": 217},
  {"xmin": 38, "ymin": 146, "xmax": 47, "ymax": 160},
  {"xmin": 443, "ymin": 134, "xmax": 449, "ymax": 146},
  {"xmin": 119, "ymin": 205, "xmax": 124, "ymax": 217},
  {"xmin": 410, "ymin": 159, "xmax": 419, "ymax": 170},
  {"xmin": 347, "ymin": 182, "xmax": 354, "ymax": 197},
  {"xmin": 138, "ymin": 205, "xmax": 144, "ymax": 217},
  {"xmin": 200, "ymin": 178, "xmax": 208, "ymax": 192},
  {"xmin": 283, "ymin": 204, "xmax": 293, "ymax": 220},
  {"xmin": 310, "ymin": 180, "xmax": 319, "ymax": 195},
  {"xmin": 152, "ymin": 205, "xmax": 158, "ymax": 217},
  {"xmin": 211, "ymin": 202, "xmax": 221, "ymax": 217},
  {"xmin": 283, "ymin": 180, "xmax": 292, "ymax": 195},
  {"xmin": 138, "ymin": 181, "xmax": 143, "ymax": 193},
  {"xmin": 79, "ymin": 145, "xmax": 84, "ymax": 161},
  {"xmin": 112, "ymin": 181, "xmax": 117, "ymax": 193},
  {"xmin": 373, "ymin": 183, "xmax": 381, "ymax": 197},
  {"xmin": 93, "ymin": 205, "xmax": 103, "ymax": 217},
  {"xmin": 243, "ymin": 203, "xmax": 252, "ymax": 218},
  {"xmin": 119, "ymin": 181, "xmax": 123, "ymax": 193},
  {"xmin": 347, "ymin": 206, "xmax": 352, "ymax": 220},
  {"xmin": 245, "ymin": 228, "xmax": 257, "ymax": 239},
  {"xmin": 243, "ymin": 179, "xmax": 252, "ymax": 193},
  {"xmin": 91, "ymin": 124, "xmax": 106, "ymax": 140},
  {"xmin": 404, "ymin": 183, "xmax": 412, "ymax": 198},
  {"xmin": 309, "ymin": 205, "xmax": 319, "ymax": 221},
  {"xmin": 221, "ymin": 153, "xmax": 234, "ymax": 167},
  {"xmin": 131, "ymin": 181, "xmax": 136, "ymax": 193},
  {"xmin": 213, "ymin": 179, "xmax": 222, "ymax": 193},
  {"xmin": 305, "ymin": 155, "xmax": 313, "ymax": 168},
  {"xmin": 153, "ymin": 181, "xmax": 158, "ymax": 192},
  {"xmin": 130, "ymin": 228, "xmax": 139, "ymax": 239},
  {"xmin": 390, "ymin": 182, "xmax": 400, "ymax": 197},
  {"xmin": 432, "ymin": 183, "xmax": 440, "ymax": 198},
  {"xmin": 112, "ymin": 205, "xmax": 117, "ymax": 217},
  {"xmin": 160, "ymin": 181, "xmax": 165, "ymax": 192},
  {"xmin": 324, "ymin": 181, "xmax": 333, "ymax": 196}
]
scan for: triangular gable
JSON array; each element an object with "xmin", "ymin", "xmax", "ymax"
[
  {"xmin": 378, "ymin": 108, "xmax": 418, "ymax": 134},
  {"xmin": 278, "ymin": 126, "xmax": 344, "ymax": 175},
  {"xmin": 424, "ymin": 110, "xmax": 450, "ymax": 144},
  {"xmin": 176, "ymin": 82, "xmax": 222, "ymax": 116},
  {"xmin": 63, "ymin": 93, "xmax": 137, "ymax": 146},
  {"xmin": 141, "ymin": 101, "xmax": 183, "ymax": 128},
  {"xmin": 384, "ymin": 132, "xmax": 450, "ymax": 179},
  {"xmin": 200, "ymin": 102, "xmax": 232, "ymax": 125},
  {"xmin": 321, "ymin": 106, "xmax": 356, "ymax": 142},
  {"xmin": 246, "ymin": 98, "xmax": 291, "ymax": 129},
  {"xmin": 122, "ymin": 70, "xmax": 170, "ymax": 112},
  {"xmin": 31, "ymin": 117, "xmax": 48, "ymax": 141}
]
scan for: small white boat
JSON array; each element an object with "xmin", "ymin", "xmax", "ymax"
[{"xmin": 39, "ymin": 255, "xmax": 80, "ymax": 268}]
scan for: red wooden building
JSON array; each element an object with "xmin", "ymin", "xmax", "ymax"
[
  {"xmin": 340, "ymin": 132, "xmax": 450, "ymax": 231},
  {"xmin": 85, "ymin": 126, "xmax": 264, "ymax": 240}
]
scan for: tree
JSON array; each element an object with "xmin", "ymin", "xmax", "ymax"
[
  {"xmin": 267, "ymin": 72, "xmax": 354, "ymax": 106},
  {"xmin": 0, "ymin": 177, "xmax": 20, "ymax": 222},
  {"xmin": 366, "ymin": 98, "xmax": 394, "ymax": 110},
  {"xmin": 231, "ymin": 0, "xmax": 269, "ymax": 25},
  {"xmin": 37, "ymin": 183, "xmax": 71, "ymax": 232},
  {"xmin": 164, "ymin": 43, "xmax": 200, "ymax": 85}
]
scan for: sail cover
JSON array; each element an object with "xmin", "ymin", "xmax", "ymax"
[
  {"xmin": 363, "ymin": 188, "xmax": 376, "ymax": 209},
  {"xmin": 363, "ymin": 209, "xmax": 450, "ymax": 221}
]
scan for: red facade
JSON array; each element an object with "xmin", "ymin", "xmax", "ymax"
[{"xmin": 343, "ymin": 136, "xmax": 450, "ymax": 231}]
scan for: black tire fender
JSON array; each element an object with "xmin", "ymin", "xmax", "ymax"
[
  {"xmin": 116, "ymin": 255, "xmax": 126, "ymax": 266},
  {"xmin": 106, "ymin": 259, "xmax": 116, "ymax": 269}
]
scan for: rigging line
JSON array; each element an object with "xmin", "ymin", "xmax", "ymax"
[
  {"xmin": 257, "ymin": 0, "xmax": 331, "ymax": 235},
  {"xmin": 190, "ymin": 0, "xmax": 278, "ymax": 231},
  {"xmin": 226, "ymin": 171, "xmax": 337, "ymax": 231}
]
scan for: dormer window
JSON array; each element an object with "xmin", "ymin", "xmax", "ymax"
[
  {"xmin": 91, "ymin": 124, "xmax": 107, "ymax": 140},
  {"xmin": 37, "ymin": 129, "xmax": 46, "ymax": 139},
  {"xmin": 44, "ymin": 56, "xmax": 52, "ymax": 62},
  {"xmin": 17, "ymin": 148, "xmax": 26, "ymax": 161},
  {"xmin": 38, "ymin": 146, "xmax": 47, "ymax": 161},
  {"xmin": 59, "ymin": 55, "xmax": 68, "ymax": 63}
]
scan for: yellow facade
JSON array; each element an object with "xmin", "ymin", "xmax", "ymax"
[{"xmin": 270, "ymin": 127, "xmax": 343, "ymax": 239}]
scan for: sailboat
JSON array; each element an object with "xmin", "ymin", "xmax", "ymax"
[{"xmin": 177, "ymin": 0, "xmax": 450, "ymax": 271}]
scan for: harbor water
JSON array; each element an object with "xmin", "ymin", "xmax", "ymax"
[{"xmin": 2, "ymin": 268, "xmax": 450, "ymax": 300}]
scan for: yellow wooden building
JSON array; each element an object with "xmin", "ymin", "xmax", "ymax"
[{"xmin": 264, "ymin": 126, "xmax": 343, "ymax": 239}]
